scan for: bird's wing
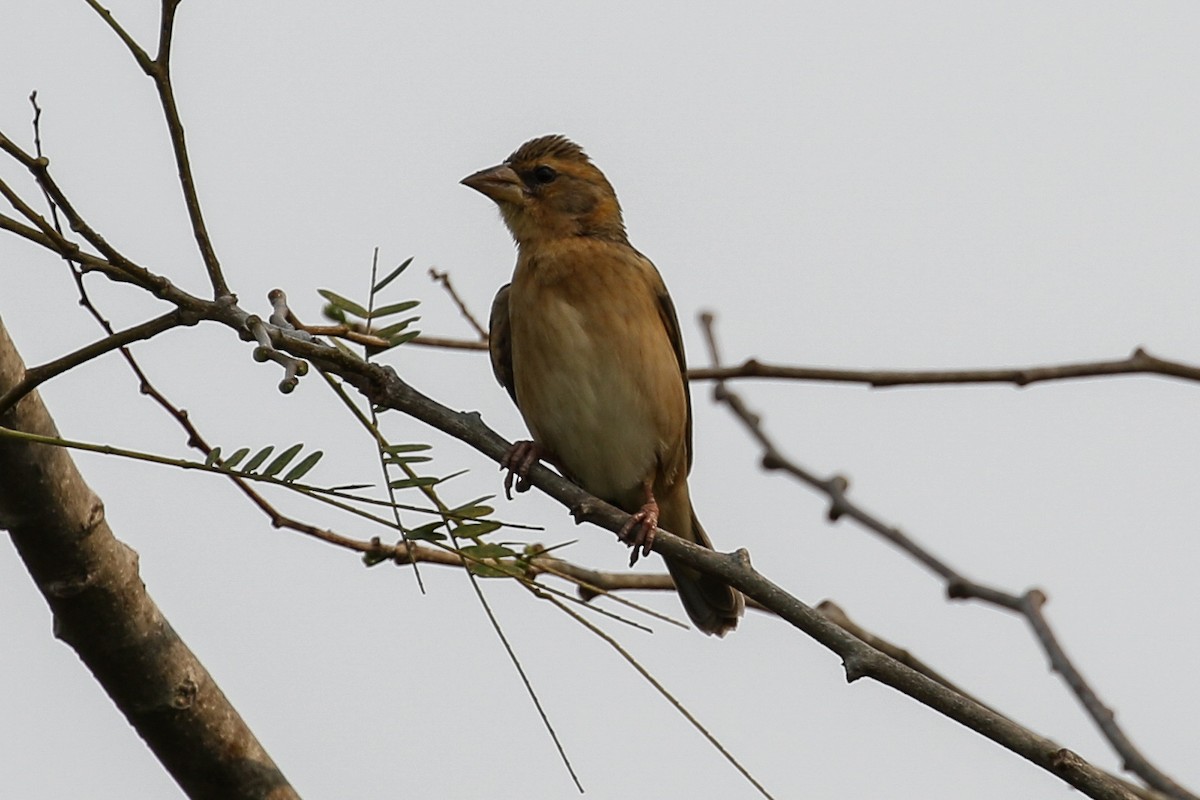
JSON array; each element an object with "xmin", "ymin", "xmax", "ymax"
[
  {"xmin": 488, "ymin": 282, "xmax": 518, "ymax": 406},
  {"xmin": 649, "ymin": 265, "xmax": 694, "ymax": 473}
]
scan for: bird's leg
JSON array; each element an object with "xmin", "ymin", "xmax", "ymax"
[
  {"xmin": 618, "ymin": 480, "xmax": 659, "ymax": 567},
  {"xmin": 501, "ymin": 440, "xmax": 552, "ymax": 500}
]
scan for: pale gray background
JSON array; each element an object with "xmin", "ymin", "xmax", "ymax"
[{"xmin": 2, "ymin": 2, "xmax": 1198, "ymax": 798}]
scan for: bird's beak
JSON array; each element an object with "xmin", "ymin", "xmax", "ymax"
[{"xmin": 461, "ymin": 164, "xmax": 525, "ymax": 206}]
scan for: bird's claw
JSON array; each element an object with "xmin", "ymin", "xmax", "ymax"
[
  {"xmin": 618, "ymin": 500, "xmax": 659, "ymax": 567},
  {"xmin": 501, "ymin": 440, "xmax": 544, "ymax": 500}
]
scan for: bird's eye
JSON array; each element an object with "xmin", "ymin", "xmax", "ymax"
[{"xmin": 531, "ymin": 165, "xmax": 557, "ymax": 185}]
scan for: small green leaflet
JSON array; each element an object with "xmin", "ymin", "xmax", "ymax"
[
  {"xmin": 372, "ymin": 256, "xmax": 414, "ymax": 294},
  {"xmin": 318, "ymin": 289, "xmax": 369, "ymax": 319}
]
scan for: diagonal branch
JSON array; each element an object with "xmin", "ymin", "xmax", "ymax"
[
  {"xmin": 429, "ymin": 267, "xmax": 488, "ymax": 339},
  {"xmin": 345, "ymin": 348, "xmax": 1134, "ymax": 800},
  {"xmin": 82, "ymin": 0, "xmax": 153, "ymax": 71},
  {"xmin": 0, "ymin": 318, "xmax": 297, "ymax": 799},
  {"xmin": 0, "ymin": 133, "xmax": 165, "ymax": 292},
  {"xmin": 0, "ymin": 311, "xmax": 189, "ymax": 416},
  {"xmin": 84, "ymin": 0, "xmax": 230, "ymax": 298},
  {"xmin": 697, "ymin": 312, "xmax": 1196, "ymax": 800}
]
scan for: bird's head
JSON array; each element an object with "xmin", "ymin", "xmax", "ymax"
[{"xmin": 461, "ymin": 135, "xmax": 627, "ymax": 245}]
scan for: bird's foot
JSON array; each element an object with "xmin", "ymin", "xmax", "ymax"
[
  {"xmin": 501, "ymin": 440, "xmax": 546, "ymax": 500},
  {"xmin": 618, "ymin": 498, "xmax": 659, "ymax": 567}
]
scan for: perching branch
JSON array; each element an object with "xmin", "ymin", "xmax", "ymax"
[{"xmin": 348, "ymin": 353, "xmax": 1134, "ymax": 800}]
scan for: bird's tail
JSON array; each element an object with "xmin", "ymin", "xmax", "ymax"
[{"xmin": 664, "ymin": 504, "xmax": 743, "ymax": 636}]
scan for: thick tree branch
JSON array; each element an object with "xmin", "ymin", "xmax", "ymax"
[{"xmin": 0, "ymin": 318, "xmax": 296, "ymax": 799}]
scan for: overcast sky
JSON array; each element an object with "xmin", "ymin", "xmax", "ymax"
[{"xmin": 3, "ymin": 2, "xmax": 1199, "ymax": 798}]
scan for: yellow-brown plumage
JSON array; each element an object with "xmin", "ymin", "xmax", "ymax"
[{"xmin": 463, "ymin": 135, "xmax": 742, "ymax": 636}]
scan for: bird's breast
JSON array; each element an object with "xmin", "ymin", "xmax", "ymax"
[{"xmin": 508, "ymin": 250, "xmax": 687, "ymax": 507}]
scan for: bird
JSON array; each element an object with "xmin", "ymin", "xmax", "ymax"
[{"xmin": 461, "ymin": 134, "xmax": 743, "ymax": 636}]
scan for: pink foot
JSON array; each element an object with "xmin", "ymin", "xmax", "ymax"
[
  {"xmin": 501, "ymin": 440, "xmax": 546, "ymax": 500},
  {"xmin": 618, "ymin": 497, "xmax": 659, "ymax": 566}
]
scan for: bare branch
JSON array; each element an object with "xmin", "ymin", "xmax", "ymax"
[
  {"xmin": 83, "ymin": 0, "xmax": 230, "ymax": 298},
  {"xmin": 353, "ymin": 328, "xmax": 1200, "ymax": 395},
  {"xmin": 1017, "ymin": 590, "xmax": 1188, "ymax": 800},
  {"xmin": 0, "ymin": 131, "xmax": 166, "ymax": 292},
  {"xmin": 0, "ymin": 212, "xmax": 130, "ymax": 284},
  {"xmin": 155, "ymin": 0, "xmax": 182, "ymax": 65},
  {"xmin": 429, "ymin": 267, "xmax": 488, "ymax": 339},
  {"xmin": 687, "ymin": 348, "xmax": 1200, "ymax": 388},
  {"xmin": 82, "ymin": 0, "xmax": 153, "ymax": 71},
  {"xmin": 698, "ymin": 312, "xmax": 1196, "ymax": 800},
  {"xmin": 0, "ymin": 311, "xmax": 188, "ymax": 416},
  {"xmin": 411, "ymin": 334, "xmax": 488, "ymax": 351}
]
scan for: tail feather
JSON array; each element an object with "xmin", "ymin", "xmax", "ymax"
[{"xmin": 664, "ymin": 505, "xmax": 743, "ymax": 636}]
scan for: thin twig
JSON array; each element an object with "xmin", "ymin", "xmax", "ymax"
[
  {"xmin": 411, "ymin": 334, "xmax": 488, "ymax": 351},
  {"xmin": 360, "ymin": 352, "xmax": 1142, "ymax": 800},
  {"xmin": 363, "ymin": 250, "xmax": 425, "ymax": 592},
  {"xmin": 82, "ymin": 0, "xmax": 152, "ymax": 70},
  {"xmin": 0, "ymin": 312, "xmax": 187, "ymax": 416},
  {"xmin": 0, "ymin": 131, "xmax": 163, "ymax": 291},
  {"xmin": 687, "ymin": 348, "xmax": 1200, "ymax": 388},
  {"xmin": 532, "ymin": 587, "xmax": 775, "ymax": 800},
  {"xmin": 349, "ymin": 330, "xmax": 1200, "ymax": 393},
  {"xmin": 83, "ymin": 0, "xmax": 229, "ymax": 298},
  {"xmin": 429, "ymin": 267, "xmax": 488, "ymax": 339}
]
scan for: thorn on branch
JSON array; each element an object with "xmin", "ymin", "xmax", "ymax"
[
  {"xmin": 570, "ymin": 498, "xmax": 601, "ymax": 526},
  {"xmin": 842, "ymin": 653, "xmax": 870, "ymax": 683},
  {"xmin": 825, "ymin": 475, "xmax": 850, "ymax": 521}
]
